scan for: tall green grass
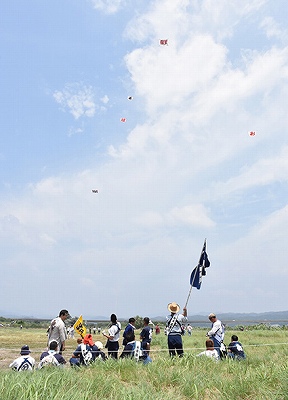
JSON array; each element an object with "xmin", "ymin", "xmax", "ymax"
[{"xmin": 0, "ymin": 328, "xmax": 287, "ymax": 399}]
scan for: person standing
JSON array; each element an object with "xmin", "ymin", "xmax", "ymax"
[
  {"xmin": 187, "ymin": 324, "xmax": 193, "ymax": 336},
  {"xmin": 102, "ymin": 314, "xmax": 121, "ymax": 359},
  {"xmin": 47, "ymin": 309, "xmax": 70, "ymax": 354},
  {"xmin": 207, "ymin": 313, "xmax": 225, "ymax": 357},
  {"xmin": 122, "ymin": 317, "xmax": 136, "ymax": 346},
  {"xmin": 140, "ymin": 317, "xmax": 152, "ymax": 354},
  {"xmin": 166, "ymin": 302, "xmax": 187, "ymax": 357}
]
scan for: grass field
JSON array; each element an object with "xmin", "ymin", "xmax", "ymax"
[{"xmin": 0, "ymin": 327, "xmax": 288, "ymax": 399}]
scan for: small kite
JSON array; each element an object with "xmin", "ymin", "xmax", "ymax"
[
  {"xmin": 249, "ymin": 131, "xmax": 256, "ymax": 136},
  {"xmin": 159, "ymin": 39, "xmax": 168, "ymax": 46},
  {"xmin": 127, "ymin": 96, "xmax": 133, "ymax": 100},
  {"xmin": 120, "ymin": 117, "xmax": 126, "ymax": 123},
  {"xmin": 92, "ymin": 189, "xmax": 98, "ymax": 193}
]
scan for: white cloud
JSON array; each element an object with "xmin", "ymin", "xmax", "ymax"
[
  {"xmin": 90, "ymin": 0, "xmax": 127, "ymax": 14},
  {"xmin": 168, "ymin": 205, "xmax": 215, "ymax": 228},
  {"xmin": 53, "ymin": 83, "xmax": 97, "ymax": 120},
  {"xmin": 124, "ymin": 0, "xmax": 267, "ymax": 43},
  {"xmin": 80, "ymin": 277, "xmax": 96, "ymax": 288},
  {"xmin": 68, "ymin": 127, "xmax": 84, "ymax": 137},
  {"xmin": 2, "ymin": 0, "xmax": 288, "ymax": 317},
  {"xmin": 125, "ymin": 35, "xmax": 227, "ymax": 115},
  {"xmin": 260, "ymin": 16, "xmax": 288, "ymax": 41},
  {"xmin": 100, "ymin": 94, "xmax": 109, "ymax": 104},
  {"xmin": 214, "ymin": 146, "xmax": 288, "ymax": 197}
]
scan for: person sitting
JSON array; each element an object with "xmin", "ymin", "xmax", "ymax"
[
  {"xmin": 38, "ymin": 341, "xmax": 66, "ymax": 369},
  {"xmin": 197, "ymin": 339, "xmax": 220, "ymax": 361},
  {"xmin": 70, "ymin": 334, "xmax": 105, "ymax": 367},
  {"xmin": 9, "ymin": 345, "xmax": 35, "ymax": 371},
  {"xmin": 120, "ymin": 332, "xmax": 152, "ymax": 364},
  {"xmin": 227, "ymin": 335, "xmax": 246, "ymax": 360}
]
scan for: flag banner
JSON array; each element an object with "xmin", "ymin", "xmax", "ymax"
[
  {"xmin": 190, "ymin": 265, "xmax": 201, "ymax": 289},
  {"xmin": 73, "ymin": 315, "xmax": 86, "ymax": 338},
  {"xmin": 189, "ymin": 240, "xmax": 210, "ymax": 289},
  {"xmin": 199, "ymin": 240, "xmax": 210, "ymax": 276}
]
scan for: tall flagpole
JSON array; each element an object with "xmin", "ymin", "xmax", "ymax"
[{"xmin": 184, "ymin": 239, "xmax": 206, "ymax": 308}]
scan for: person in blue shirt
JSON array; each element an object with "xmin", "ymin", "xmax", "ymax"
[
  {"xmin": 227, "ymin": 335, "xmax": 246, "ymax": 360},
  {"xmin": 122, "ymin": 317, "xmax": 136, "ymax": 346},
  {"xmin": 140, "ymin": 317, "xmax": 153, "ymax": 354},
  {"xmin": 120, "ymin": 332, "xmax": 152, "ymax": 364}
]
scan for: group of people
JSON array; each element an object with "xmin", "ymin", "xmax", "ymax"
[
  {"xmin": 102, "ymin": 314, "xmax": 152, "ymax": 363},
  {"xmin": 9, "ymin": 309, "xmax": 153, "ymax": 370},
  {"xmin": 165, "ymin": 304, "xmax": 246, "ymax": 361},
  {"xmin": 9, "ymin": 305, "xmax": 246, "ymax": 371}
]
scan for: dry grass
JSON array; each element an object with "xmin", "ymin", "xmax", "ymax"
[{"xmin": 0, "ymin": 327, "xmax": 107, "ymax": 369}]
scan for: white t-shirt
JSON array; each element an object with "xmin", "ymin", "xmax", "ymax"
[
  {"xmin": 197, "ymin": 349, "xmax": 219, "ymax": 361},
  {"xmin": 9, "ymin": 355, "xmax": 35, "ymax": 371},
  {"xmin": 108, "ymin": 322, "xmax": 121, "ymax": 342},
  {"xmin": 208, "ymin": 319, "xmax": 224, "ymax": 343}
]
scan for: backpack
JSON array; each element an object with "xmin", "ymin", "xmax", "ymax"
[
  {"xmin": 220, "ymin": 342, "xmax": 227, "ymax": 359},
  {"xmin": 131, "ymin": 341, "xmax": 143, "ymax": 362},
  {"xmin": 81, "ymin": 344, "xmax": 93, "ymax": 365},
  {"xmin": 123, "ymin": 325, "xmax": 133, "ymax": 345},
  {"xmin": 38, "ymin": 354, "xmax": 59, "ymax": 369}
]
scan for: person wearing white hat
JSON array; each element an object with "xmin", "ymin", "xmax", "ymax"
[
  {"xmin": 166, "ymin": 302, "xmax": 187, "ymax": 357},
  {"xmin": 207, "ymin": 313, "xmax": 225, "ymax": 358}
]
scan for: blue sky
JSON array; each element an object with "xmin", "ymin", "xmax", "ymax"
[{"xmin": 1, "ymin": 0, "xmax": 288, "ymax": 319}]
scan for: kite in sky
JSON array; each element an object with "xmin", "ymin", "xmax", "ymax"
[
  {"xmin": 127, "ymin": 96, "xmax": 133, "ymax": 100},
  {"xmin": 159, "ymin": 39, "xmax": 168, "ymax": 45},
  {"xmin": 92, "ymin": 189, "xmax": 98, "ymax": 193},
  {"xmin": 249, "ymin": 131, "xmax": 256, "ymax": 136},
  {"xmin": 120, "ymin": 117, "xmax": 126, "ymax": 123}
]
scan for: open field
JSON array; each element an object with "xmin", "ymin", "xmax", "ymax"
[{"xmin": 0, "ymin": 327, "xmax": 288, "ymax": 399}]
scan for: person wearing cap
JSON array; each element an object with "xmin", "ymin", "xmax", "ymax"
[
  {"xmin": 70, "ymin": 334, "xmax": 105, "ymax": 366},
  {"xmin": 47, "ymin": 309, "xmax": 69, "ymax": 354},
  {"xmin": 207, "ymin": 313, "xmax": 225, "ymax": 357},
  {"xmin": 166, "ymin": 302, "xmax": 187, "ymax": 357},
  {"xmin": 9, "ymin": 345, "xmax": 35, "ymax": 371}
]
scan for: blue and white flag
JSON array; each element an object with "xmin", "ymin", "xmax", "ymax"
[{"xmin": 190, "ymin": 240, "xmax": 210, "ymax": 289}]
